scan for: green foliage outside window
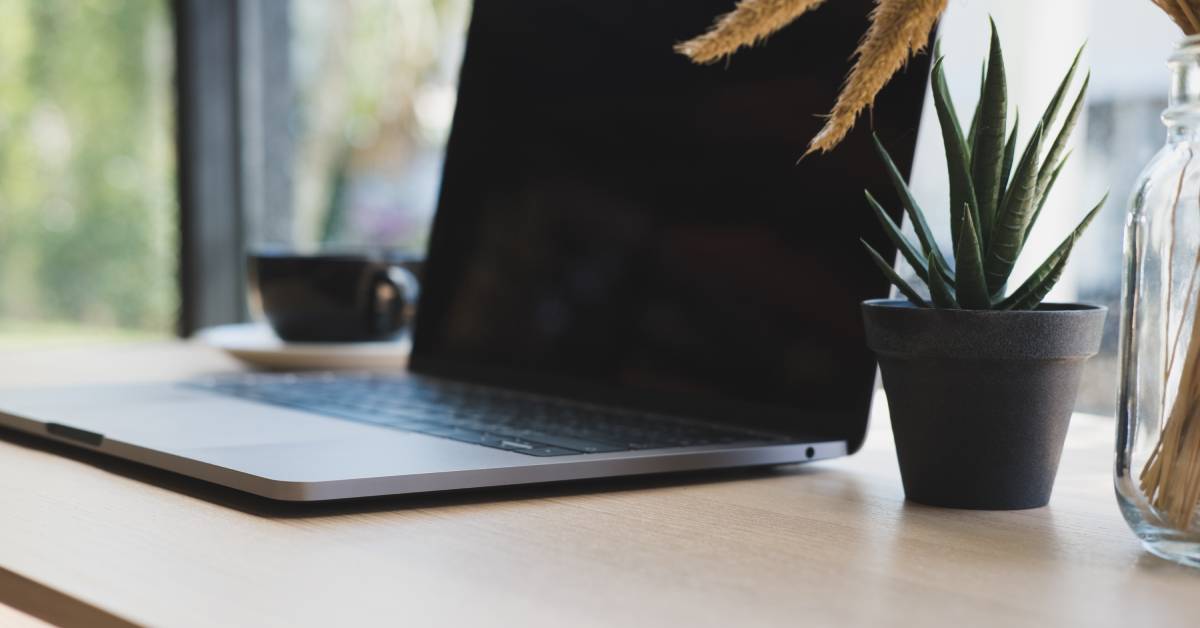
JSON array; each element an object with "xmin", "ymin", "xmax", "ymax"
[{"xmin": 0, "ymin": 0, "xmax": 176, "ymax": 336}]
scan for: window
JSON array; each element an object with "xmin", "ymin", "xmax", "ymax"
[
  {"xmin": 171, "ymin": 0, "xmax": 471, "ymax": 334},
  {"xmin": 246, "ymin": 0, "xmax": 471, "ymax": 254},
  {"xmin": 0, "ymin": 1, "xmax": 472, "ymax": 339},
  {"xmin": 907, "ymin": 0, "xmax": 1177, "ymax": 416},
  {"xmin": 0, "ymin": 1, "xmax": 176, "ymax": 345}
]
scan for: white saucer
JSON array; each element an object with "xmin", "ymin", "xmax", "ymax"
[{"xmin": 196, "ymin": 322, "xmax": 411, "ymax": 371}]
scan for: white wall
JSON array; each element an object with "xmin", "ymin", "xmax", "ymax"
[{"xmin": 905, "ymin": 0, "xmax": 1178, "ymax": 301}]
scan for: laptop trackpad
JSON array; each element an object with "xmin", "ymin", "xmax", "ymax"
[
  {"xmin": 178, "ymin": 434, "xmax": 522, "ymax": 483},
  {"xmin": 0, "ymin": 383, "xmax": 526, "ymax": 480}
]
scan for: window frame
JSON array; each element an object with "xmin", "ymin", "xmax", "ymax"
[{"xmin": 173, "ymin": 0, "xmax": 292, "ymax": 336}]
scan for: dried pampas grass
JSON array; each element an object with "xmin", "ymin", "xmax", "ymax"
[
  {"xmin": 677, "ymin": 0, "xmax": 947, "ymax": 155},
  {"xmin": 809, "ymin": 0, "xmax": 946, "ymax": 155},
  {"xmin": 677, "ymin": 1, "xmax": 1200, "ymax": 154},
  {"xmin": 1153, "ymin": 0, "xmax": 1200, "ymax": 34},
  {"xmin": 674, "ymin": 0, "xmax": 828, "ymax": 63}
]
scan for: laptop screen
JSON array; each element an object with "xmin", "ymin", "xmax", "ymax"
[{"xmin": 413, "ymin": 0, "xmax": 930, "ymax": 450}]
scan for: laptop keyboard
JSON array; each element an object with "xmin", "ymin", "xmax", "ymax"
[{"xmin": 190, "ymin": 373, "xmax": 787, "ymax": 456}]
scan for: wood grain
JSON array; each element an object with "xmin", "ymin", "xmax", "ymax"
[{"xmin": 0, "ymin": 342, "xmax": 1195, "ymax": 627}]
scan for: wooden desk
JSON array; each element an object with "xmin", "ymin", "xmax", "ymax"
[{"xmin": 0, "ymin": 343, "xmax": 1195, "ymax": 627}]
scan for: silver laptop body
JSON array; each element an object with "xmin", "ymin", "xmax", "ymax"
[
  {"xmin": 0, "ymin": 0, "xmax": 932, "ymax": 501},
  {"xmin": 0, "ymin": 377, "xmax": 844, "ymax": 501}
]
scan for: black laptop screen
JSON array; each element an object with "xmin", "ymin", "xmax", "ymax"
[{"xmin": 413, "ymin": 0, "xmax": 930, "ymax": 450}]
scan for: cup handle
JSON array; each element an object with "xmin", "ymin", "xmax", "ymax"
[{"xmin": 369, "ymin": 266, "xmax": 420, "ymax": 336}]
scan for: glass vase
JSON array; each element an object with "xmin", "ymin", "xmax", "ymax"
[{"xmin": 1117, "ymin": 36, "xmax": 1200, "ymax": 568}]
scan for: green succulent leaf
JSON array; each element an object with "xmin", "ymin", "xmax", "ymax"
[
  {"xmin": 862, "ymin": 239, "xmax": 930, "ymax": 307},
  {"xmin": 985, "ymin": 123, "xmax": 1045, "ymax": 295},
  {"xmin": 954, "ymin": 203, "xmax": 991, "ymax": 309},
  {"xmin": 996, "ymin": 192, "xmax": 1107, "ymax": 310},
  {"xmin": 931, "ymin": 57, "xmax": 980, "ymax": 255},
  {"xmin": 1000, "ymin": 110, "xmax": 1019, "ymax": 193},
  {"xmin": 1001, "ymin": 241, "xmax": 1072, "ymax": 311},
  {"xmin": 865, "ymin": 190, "xmax": 929, "ymax": 281},
  {"xmin": 871, "ymin": 134, "xmax": 953, "ymax": 274},
  {"xmin": 926, "ymin": 251, "xmax": 958, "ymax": 308},
  {"xmin": 1037, "ymin": 73, "xmax": 1088, "ymax": 202},
  {"xmin": 1038, "ymin": 45, "xmax": 1084, "ymax": 135},
  {"xmin": 971, "ymin": 19, "xmax": 1008, "ymax": 243},
  {"xmin": 932, "ymin": 253, "xmax": 955, "ymax": 287},
  {"xmin": 1025, "ymin": 151, "xmax": 1071, "ymax": 245},
  {"xmin": 968, "ymin": 62, "xmax": 985, "ymax": 155}
]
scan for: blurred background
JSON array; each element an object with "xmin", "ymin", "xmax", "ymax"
[
  {"xmin": 0, "ymin": 1, "xmax": 176, "ymax": 345},
  {"xmin": 0, "ymin": 0, "xmax": 470, "ymax": 346},
  {"xmin": 0, "ymin": 0, "xmax": 1179, "ymax": 415}
]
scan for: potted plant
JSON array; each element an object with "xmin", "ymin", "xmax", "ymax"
[
  {"xmin": 859, "ymin": 25, "xmax": 1106, "ymax": 509},
  {"xmin": 679, "ymin": 7, "xmax": 1108, "ymax": 508}
]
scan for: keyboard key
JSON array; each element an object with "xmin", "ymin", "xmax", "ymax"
[
  {"xmin": 475, "ymin": 434, "xmax": 577, "ymax": 455},
  {"xmin": 519, "ymin": 445, "xmax": 583, "ymax": 457},
  {"xmin": 504, "ymin": 431, "xmax": 627, "ymax": 453}
]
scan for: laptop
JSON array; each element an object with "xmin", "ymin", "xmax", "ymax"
[{"xmin": 0, "ymin": 0, "xmax": 930, "ymax": 501}]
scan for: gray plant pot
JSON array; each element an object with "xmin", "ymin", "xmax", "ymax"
[{"xmin": 861, "ymin": 299, "xmax": 1106, "ymax": 510}]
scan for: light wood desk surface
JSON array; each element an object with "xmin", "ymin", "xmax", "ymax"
[{"xmin": 0, "ymin": 342, "xmax": 1196, "ymax": 627}]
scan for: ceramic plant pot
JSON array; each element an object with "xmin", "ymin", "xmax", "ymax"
[{"xmin": 861, "ymin": 299, "xmax": 1106, "ymax": 510}]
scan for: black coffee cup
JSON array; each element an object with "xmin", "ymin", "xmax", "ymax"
[{"xmin": 248, "ymin": 251, "xmax": 420, "ymax": 343}]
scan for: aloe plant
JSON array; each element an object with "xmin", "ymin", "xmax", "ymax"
[{"xmin": 863, "ymin": 22, "xmax": 1106, "ymax": 311}]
